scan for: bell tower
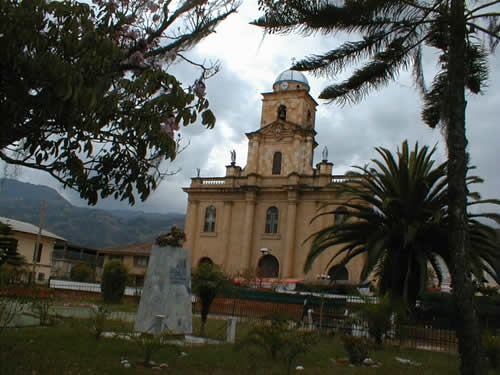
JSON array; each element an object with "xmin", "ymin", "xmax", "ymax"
[
  {"xmin": 245, "ymin": 70, "xmax": 318, "ymax": 176},
  {"xmin": 260, "ymin": 70, "xmax": 317, "ymax": 129}
]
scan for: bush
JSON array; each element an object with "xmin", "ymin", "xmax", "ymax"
[
  {"xmin": 341, "ymin": 335, "xmax": 370, "ymax": 365},
  {"xmin": 483, "ymin": 332, "xmax": 500, "ymax": 370},
  {"xmin": 358, "ymin": 294, "xmax": 394, "ymax": 346},
  {"xmin": 128, "ymin": 331, "xmax": 180, "ymax": 365},
  {"xmin": 70, "ymin": 263, "xmax": 93, "ymax": 282},
  {"xmin": 236, "ymin": 313, "xmax": 315, "ymax": 375},
  {"xmin": 89, "ymin": 305, "xmax": 110, "ymax": 340},
  {"xmin": 101, "ymin": 260, "xmax": 128, "ymax": 303},
  {"xmin": 30, "ymin": 295, "xmax": 54, "ymax": 326}
]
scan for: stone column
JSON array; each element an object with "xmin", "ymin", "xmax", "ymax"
[
  {"xmin": 283, "ymin": 190, "xmax": 298, "ymax": 278},
  {"xmin": 222, "ymin": 201, "xmax": 233, "ymax": 270},
  {"xmin": 241, "ymin": 190, "xmax": 256, "ymax": 274}
]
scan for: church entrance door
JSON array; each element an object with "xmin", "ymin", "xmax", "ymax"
[{"xmin": 257, "ymin": 255, "xmax": 279, "ymax": 278}]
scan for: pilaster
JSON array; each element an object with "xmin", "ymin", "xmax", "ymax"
[
  {"xmin": 222, "ymin": 201, "xmax": 233, "ymax": 272},
  {"xmin": 283, "ymin": 190, "xmax": 298, "ymax": 277},
  {"xmin": 241, "ymin": 190, "xmax": 257, "ymax": 273}
]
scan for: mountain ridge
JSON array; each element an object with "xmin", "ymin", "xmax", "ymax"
[{"xmin": 0, "ymin": 179, "xmax": 185, "ymax": 248}]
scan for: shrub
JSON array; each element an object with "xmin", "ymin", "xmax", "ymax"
[
  {"xmin": 128, "ymin": 331, "xmax": 180, "ymax": 365},
  {"xmin": 359, "ymin": 294, "xmax": 394, "ymax": 347},
  {"xmin": 341, "ymin": 335, "xmax": 370, "ymax": 365},
  {"xmin": 89, "ymin": 305, "xmax": 110, "ymax": 340},
  {"xmin": 101, "ymin": 260, "xmax": 128, "ymax": 303},
  {"xmin": 236, "ymin": 313, "xmax": 315, "ymax": 375},
  {"xmin": 30, "ymin": 295, "xmax": 54, "ymax": 326},
  {"xmin": 483, "ymin": 332, "xmax": 500, "ymax": 370},
  {"xmin": 70, "ymin": 263, "xmax": 93, "ymax": 282}
]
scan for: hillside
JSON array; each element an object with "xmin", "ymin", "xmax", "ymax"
[{"xmin": 0, "ymin": 179, "xmax": 185, "ymax": 248}]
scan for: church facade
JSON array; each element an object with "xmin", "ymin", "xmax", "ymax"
[{"xmin": 182, "ymin": 70, "xmax": 364, "ymax": 281}]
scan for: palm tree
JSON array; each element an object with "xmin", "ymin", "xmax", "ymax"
[
  {"xmin": 305, "ymin": 141, "xmax": 500, "ymax": 309},
  {"xmin": 253, "ymin": 2, "xmax": 499, "ymax": 373}
]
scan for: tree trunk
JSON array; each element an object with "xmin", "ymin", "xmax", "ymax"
[{"xmin": 446, "ymin": 1, "xmax": 484, "ymax": 374}]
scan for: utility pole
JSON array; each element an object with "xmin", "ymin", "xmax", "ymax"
[{"xmin": 31, "ymin": 200, "xmax": 46, "ymax": 285}]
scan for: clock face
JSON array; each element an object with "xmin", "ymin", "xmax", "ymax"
[{"xmin": 280, "ymin": 81, "xmax": 288, "ymax": 90}]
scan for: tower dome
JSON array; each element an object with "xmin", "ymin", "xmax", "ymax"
[{"xmin": 273, "ymin": 69, "xmax": 310, "ymax": 91}]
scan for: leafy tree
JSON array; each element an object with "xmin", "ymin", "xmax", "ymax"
[
  {"xmin": 253, "ymin": 2, "xmax": 499, "ymax": 373},
  {"xmin": 0, "ymin": 0, "xmax": 239, "ymax": 205},
  {"xmin": 191, "ymin": 262, "xmax": 227, "ymax": 336},
  {"xmin": 70, "ymin": 262, "xmax": 93, "ymax": 282},
  {"xmin": 305, "ymin": 141, "xmax": 500, "ymax": 308},
  {"xmin": 101, "ymin": 259, "xmax": 128, "ymax": 303},
  {"xmin": 0, "ymin": 222, "xmax": 23, "ymax": 267}
]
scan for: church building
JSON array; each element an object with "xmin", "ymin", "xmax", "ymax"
[{"xmin": 182, "ymin": 70, "xmax": 364, "ymax": 281}]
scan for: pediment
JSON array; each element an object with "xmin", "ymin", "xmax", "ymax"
[{"xmin": 246, "ymin": 120, "xmax": 315, "ymax": 141}]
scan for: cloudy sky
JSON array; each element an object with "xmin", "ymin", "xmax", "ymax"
[{"xmin": 4, "ymin": 0, "xmax": 500, "ymax": 219}]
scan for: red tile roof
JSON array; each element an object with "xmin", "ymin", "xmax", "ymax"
[{"xmin": 99, "ymin": 241, "xmax": 153, "ymax": 256}]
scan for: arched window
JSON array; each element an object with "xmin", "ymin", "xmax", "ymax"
[
  {"xmin": 278, "ymin": 104, "xmax": 287, "ymax": 120},
  {"xmin": 265, "ymin": 206, "xmax": 279, "ymax": 233},
  {"xmin": 272, "ymin": 152, "xmax": 282, "ymax": 175},
  {"xmin": 204, "ymin": 205, "xmax": 216, "ymax": 232},
  {"xmin": 335, "ymin": 206, "xmax": 348, "ymax": 225}
]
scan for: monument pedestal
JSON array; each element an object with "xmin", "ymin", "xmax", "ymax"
[{"xmin": 135, "ymin": 245, "xmax": 192, "ymax": 334}]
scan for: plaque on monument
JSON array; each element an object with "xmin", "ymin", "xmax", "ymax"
[{"xmin": 134, "ymin": 241, "xmax": 192, "ymax": 335}]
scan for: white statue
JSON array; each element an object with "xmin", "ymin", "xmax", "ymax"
[{"xmin": 322, "ymin": 146, "xmax": 328, "ymax": 161}]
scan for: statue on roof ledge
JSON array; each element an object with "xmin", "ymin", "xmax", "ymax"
[
  {"xmin": 322, "ymin": 146, "xmax": 328, "ymax": 162},
  {"xmin": 230, "ymin": 149, "xmax": 236, "ymax": 165}
]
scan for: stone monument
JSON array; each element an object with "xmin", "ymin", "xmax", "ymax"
[{"xmin": 135, "ymin": 226, "xmax": 192, "ymax": 335}]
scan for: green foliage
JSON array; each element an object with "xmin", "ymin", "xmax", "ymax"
[
  {"xmin": 0, "ymin": 222, "xmax": 23, "ymax": 267},
  {"xmin": 88, "ymin": 304, "xmax": 110, "ymax": 340},
  {"xmin": 253, "ymin": 0, "xmax": 496, "ymax": 128},
  {"xmin": 358, "ymin": 294, "xmax": 395, "ymax": 347},
  {"xmin": 128, "ymin": 331, "xmax": 180, "ymax": 365},
  {"xmin": 101, "ymin": 260, "xmax": 128, "ymax": 303},
  {"xmin": 236, "ymin": 313, "xmax": 315, "ymax": 375},
  {"xmin": 341, "ymin": 335, "xmax": 370, "ymax": 365},
  {"xmin": 70, "ymin": 263, "xmax": 93, "ymax": 282},
  {"xmin": 482, "ymin": 332, "xmax": 500, "ymax": 370},
  {"xmin": 254, "ymin": 3, "xmax": 499, "ymax": 372},
  {"xmin": 0, "ymin": 323, "xmax": 459, "ymax": 375},
  {"xmin": 305, "ymin": 141, "xmax": 500, "ymax": 308},
  {"xmin": 192, "ymin": 263, "xmax": 228, "ymax": 336},
  {"xmin": 0, "ymin": 263, "xmax": 27, "ymax": 286},
  {"xmin": 0, "ymin": 0, "xmax": 239, "ymax": 206}
]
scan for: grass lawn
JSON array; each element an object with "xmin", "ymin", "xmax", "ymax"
[{"xmin": 0, "ymin": 317, "xmax": 462, "ymax": 375}]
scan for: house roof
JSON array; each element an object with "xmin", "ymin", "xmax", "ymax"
[
  {"xmin": 99, "ymin": 241, "xmax": 153, "ymax": 256},
  {"xmin": 0, "ymin": 216, "xmax": 65, "ymax": 241}
]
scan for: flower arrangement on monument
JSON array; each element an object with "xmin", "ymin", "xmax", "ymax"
[{"xmin": 155, "ymin": 225, "xmax": 186, "ymax": 247}]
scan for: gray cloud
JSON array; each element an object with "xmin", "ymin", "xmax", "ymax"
[{"xmin": 4, "ymin": 2, "xmax": 499, "ymax": 226}]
